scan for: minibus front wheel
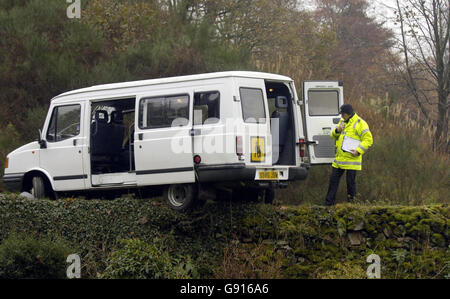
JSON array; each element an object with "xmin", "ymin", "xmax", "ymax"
[
  {"xmin": 164, "ymin": 184, "xmax": 198, "ymax": 212},
  {"xmin": 23, "ymin": 172, "xmax": 54, "ymax": 199},
  {"xmin": 31, "ymin": 176, "xmax": 47, "ymax": 199},
  {"xmin": 31, "ymin": 176, "xmax": 44, "ymax": 198}
]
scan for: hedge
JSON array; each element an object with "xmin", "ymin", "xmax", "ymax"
[
  {"xmin": 0, "ymin": 232, "xmax": 73, "ymax": 279},
  {"xmin": 0, "ymin": 193, "xmax": 448, "ymax": 278}
]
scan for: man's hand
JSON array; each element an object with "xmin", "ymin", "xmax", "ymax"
[
  {"xmin": 350, "ymin": 150, "xmax": 360, "ymax": 157},
  {"xmin": 336, "ymin": 122, "xmax": 345, "ymax": 133}
]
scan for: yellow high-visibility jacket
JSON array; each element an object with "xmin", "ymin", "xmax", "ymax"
[{"xmin": 330, "ymin": 113, "xmax": 373, "ymax": 171}]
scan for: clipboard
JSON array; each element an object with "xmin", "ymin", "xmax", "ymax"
[{"xmin": 341, "ymin": 136, "xmax": 360, "ymax": 153}]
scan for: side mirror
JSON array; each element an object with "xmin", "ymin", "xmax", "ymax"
[{"xmin": 38, "ymin": 129, "xmax": 47, "ymax": 149}]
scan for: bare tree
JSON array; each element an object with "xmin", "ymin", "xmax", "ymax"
[
  {"xmin": 315, "ymin": 0, "xmax": 394, "ymax": 99},
  {"xmin": 395, "ymin": 0, "xmax": 449, "ymax": 152}
]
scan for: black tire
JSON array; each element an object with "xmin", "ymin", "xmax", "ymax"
[
  {"xmin": 264, "ymin": 188, "xmax": 276, "ymax": 204},
  {"xmin": 164, "ymin": 184, "xmax": 197, "ymax": 212},
  {"xmin": 31, "ymin": 176, "xmax": 46, "ymax": 199}
]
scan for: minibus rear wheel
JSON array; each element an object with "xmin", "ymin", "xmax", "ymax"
[{"xmin": 164, "ymin": 184, "xmax": 197, "ymax": 212}]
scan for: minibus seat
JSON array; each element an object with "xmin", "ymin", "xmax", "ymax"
[
  {"xmin": 110, "ymin": 110, "xmax": 125, "ymax": 151},
  {"xmin": 91, "ymin": 110, "xmax": 115, "ymax": 156},
  {"xmin": 271, "ymin": 110, "xmax": 289, "ymax": 146},
  {"xmin": 111, "ymin": 110, "xmax": 123, "ymax": 124},
  {"xmin": 91, "ymin": 110, "xmax": 109, "ymax": 139},
  {"xmin": 92, "ymin": 110, "xmax": 108, "ymax": 134},
  {"xmin": 95, "ymin": 110, "xmax": 108, "ymax": 122},
  {"xmin": 271, "ymin": 110, "xmax": 291, "ymax": 164}
]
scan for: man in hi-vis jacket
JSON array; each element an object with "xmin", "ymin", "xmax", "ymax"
[{"xmin": 325, "ymin": 104, "xmax": 373, "ymax": 206}]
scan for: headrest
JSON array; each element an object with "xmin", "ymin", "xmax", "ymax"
[
  {"xmin": 95, "ymin": 110, "xmax": 108, "ymax": 124},
  {"xmin": 275, "ymin": 96, "xmax": 288, "ymax": 109},
  {"xmin": 111, "ymin": 111, "xmax": 123, "ymax": 124}
]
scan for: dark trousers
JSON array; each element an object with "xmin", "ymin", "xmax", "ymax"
[{"xmin": 325, "ymin": 167, "xmax": 356, "ymax": 206}]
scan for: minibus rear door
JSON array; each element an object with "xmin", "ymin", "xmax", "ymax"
[{"xmin": 302, "ymin": 81, "xmax": 344, "ymax": 164}]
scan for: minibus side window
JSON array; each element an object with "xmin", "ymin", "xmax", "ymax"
[
  {"xmin": 46, "ymin": 104, "xmax": 81, "ymax": 142},
  {"xmin": 240, "ymin": 87, "xmax": 266, "ymax": 124},
  {"xmin": 139, "ymin": 94, "xmax": 189, "ymax": 129},
  {"xmin": 194, "ymin": 91, "xmax": 220, "ymax": 125}
]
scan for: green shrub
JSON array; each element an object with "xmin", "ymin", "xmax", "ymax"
[
  {"xmin": 0, "ymin": 233, "xmax": 73, "ymax": 279},
  {"xmin": 100, "ymin": 238, "xmax": 197, "ymax": 279},
  {"xmin": 213, "ymin": 241, "xmax": 284, "ymax": 279},
  {"xmin": 315, "ymin": 262, "xmax": 366, "ymax": 279}
]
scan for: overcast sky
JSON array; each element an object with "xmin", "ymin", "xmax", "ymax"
[
  {"xmin": 301, "ymin": 0, "xmax": 401, "ymax": 41},
  {"xmin": 371, "ymin": 0, "xmax": 399, "ymax": 30},
  {"xmin": 301, "ymin": 0, "xmax": 399, "ymax": 28}
]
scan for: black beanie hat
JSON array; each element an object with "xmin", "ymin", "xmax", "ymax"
[{"xmin": 339, "ymin": 104, "xmax": 354, "ymax": 115}]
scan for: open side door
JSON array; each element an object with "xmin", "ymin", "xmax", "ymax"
[{"xmin": 303, "ymin": 81, "xmax": 344, "ymax": 164}]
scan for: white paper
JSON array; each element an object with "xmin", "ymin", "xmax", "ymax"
[{"xmin": 342, "ymin": 136, "xmax": 361, "ymax": 153}]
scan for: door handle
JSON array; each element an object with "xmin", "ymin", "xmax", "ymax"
[
  {"xmin": 73, "ymin": 139, "xmax": 78, "ymax": 146},
  {"xmin": 138, "ymin": 133, "xmax": 143, "ymax": 141},
  {"xmin": 307, "ymin": 140, "xmax": 319, "ymax": 145}
]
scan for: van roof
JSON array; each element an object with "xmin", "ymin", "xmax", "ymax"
[{"xmin": 52, "ymin": 71, "xmax": 293, "ymax": 102}]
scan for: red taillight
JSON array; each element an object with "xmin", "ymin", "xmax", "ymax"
[
  {"xmin": 194, "ymin": 155, "xmax": 201, "ymax": 164},
  {"xmin": 236, "ymin": 136, "xmax": 243, "ymax": 156},
  {"xmin": 299, "ymin": 138, "xmax": 306, "ymax": 158}
]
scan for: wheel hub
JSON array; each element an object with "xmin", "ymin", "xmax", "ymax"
[{"xmin": 168, "ymin": 185, "xmax": 187, "ymax": 207}]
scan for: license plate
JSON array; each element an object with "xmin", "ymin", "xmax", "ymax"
[{"xmin": 259, "ymin": 171, "xmax": 279, "ymax": 180}]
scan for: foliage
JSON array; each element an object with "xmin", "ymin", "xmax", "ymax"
[
  {"xmin": 0, "ymin": 123, "xmax": 22, "ymax": 180},
  {"xmin": 213, "ymin": 241, "xmax": 284, "ymax": 279},
  {"xmin": 315, "ymin": 0, "xmax": 395, "ymax": 99},
  {"xmin": 0, "ymin": 194, "xmax": 448, "ymax": 279},
  {"xmin": 315, "ymin": 262, "xmax": 366, "ymax": 279},
  {"xmin": 100, "ymin": 238, "xmax": 197, "ymax": 279},
  {"xmin": 0, "ymin": 232, "xmax": 73, "ymax": 279},
  {"xmin": 82, "ymin": 0, "xmax": 163, "ymax": 53}
]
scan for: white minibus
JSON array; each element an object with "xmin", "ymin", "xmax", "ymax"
[{"xmin": 3, "ymin": 71, "xmax": 343, "ymax": 210}]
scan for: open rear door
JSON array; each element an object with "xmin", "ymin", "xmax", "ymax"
[{"xmin": 303, "ymin": 81, "xmax": 344, "ymax": 164}]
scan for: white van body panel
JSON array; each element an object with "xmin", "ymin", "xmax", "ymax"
[
  {"xmin": 6, "ymin": 142, "xmax": 40, "ymax": 174},
  {"xmin": 91, "ymin": 172, "xmax": 136, "ymax": 186}
]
